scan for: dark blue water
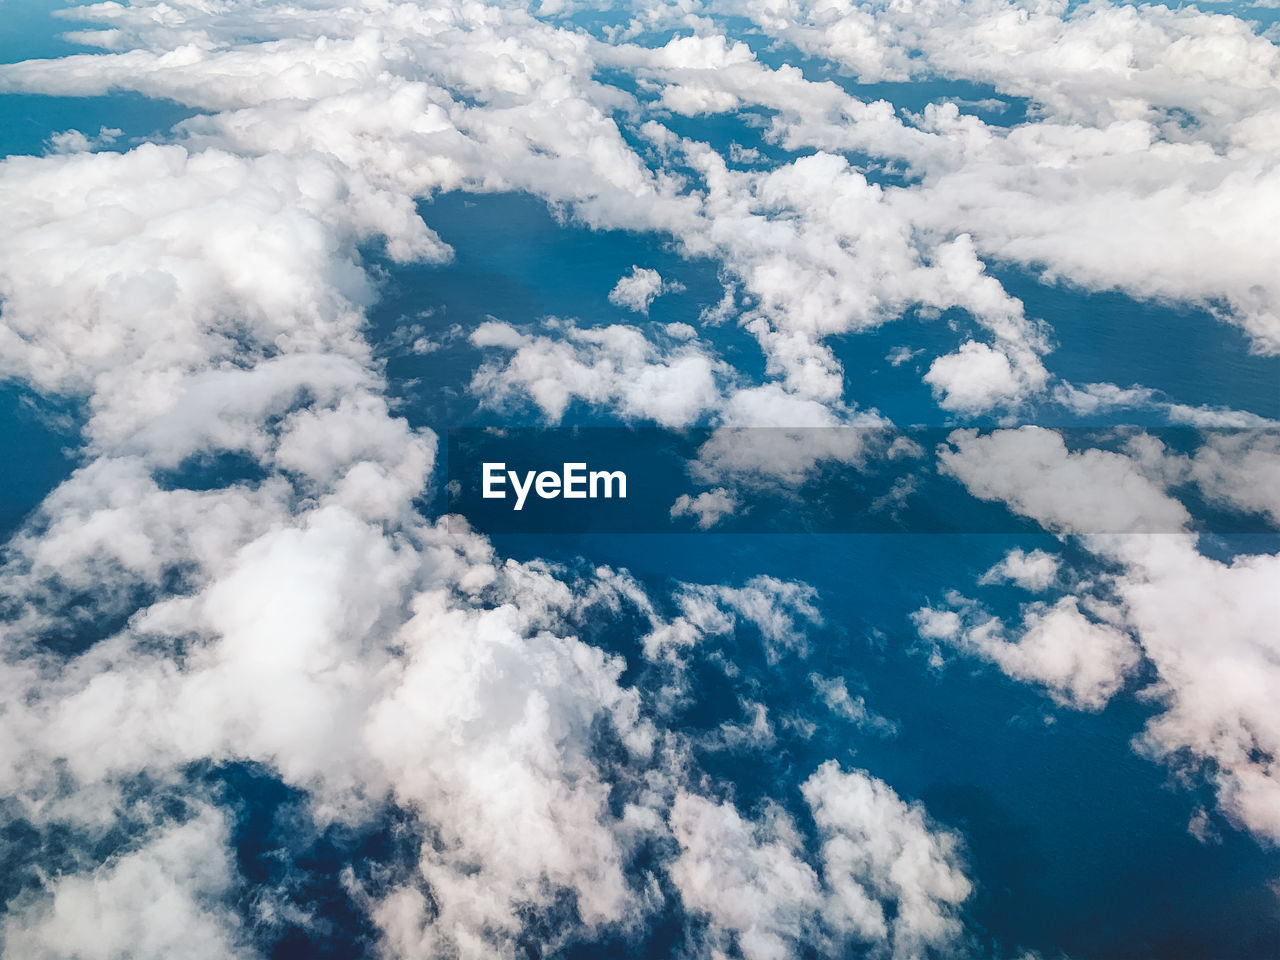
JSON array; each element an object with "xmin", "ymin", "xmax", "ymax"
[{"xmin": 0, "ymin": 386, "xmax": 80, "ymax": 538}]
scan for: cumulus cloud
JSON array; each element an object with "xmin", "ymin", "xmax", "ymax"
[
  {"xmin": 670, "ymin": 486, "xmax": 738, "ymax": 529},
  {"xmin": 470, "ymin": 319, "xmax": 731, "ymax": 426},
  {"xmin": 978, "ymin": 548, "xmax": 1060, "ymax": 592},
  {"xmin": 1104, "ymin": 535, "xmax": 1280, "ymax": 842},
  {"xmin": 937, "ymin": 427, "xmax": 1191, "ymax": 534},
  {"xmin": 46, "ymin": 125, "xmax": 121, "ymax": 154},
  {"xmin": 2, "ymin": 807, "xmax": 252, "ymax": 960},
  {"xmin": 802, "ymin": 762, "xmax": 972, "ymax": 958},
  {"xmin": 719, "ymin": 0, "xmax": 1280, "ymax": 352},
  {"xmin": 1124, "ymin": 429, "xmax": 1280, "ymax": 527},
  {"xmin": 672, "ymin": 763, "xmax": 970, "ymax": 960},
  {"xmin": 608, "ymin": 265, "xmax": 683, "ymax": 313},
  {"xmin": 913, "ymin": 593, "xmax": 1140, "ymax": 711},
  {"xmin": 924, "ymin": 339, "xmax": 1044, "ymax": 413}
]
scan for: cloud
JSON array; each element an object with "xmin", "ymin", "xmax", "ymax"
[
  {"xmin": 802, "ymin": 762, "xmax": 972, "ymax": 958},
  {"xmin": 2, "ymin": 806, "xmax": 252, "ymax": 960},
  {"xmin": 1105, "ymin": 535, "xmax": 1280, "ymax": 842},
  {"xmin": 719, "ymin": 0, "xmax": 1280, "ymax": 351},
  {"xmin": 671, "ymin": 763, "xmax": 971, "ymax": 960},
  {"xmin": 470, "ymin": 319, "xmax": 731, "ymax": 426},
  {"xmin": 913, "ymin": 594, "xmax": 1140, "ymax": 711},
  {"xmin": 1123, "ymin": 429, "xmax": 1280, "ymax": 527},
  {"xmin": 45, "ymin": 125, "xmax": 122, "ymax": 154},
  {"xmin": 810, "ymin": 673, "xmax": 899, "ymax": 737},
  {"xmin": 936, "ymin": 427, "xmax": 1191, "ymax": 534},
  {"xmin": 0, "ymin": 0, "xmax": 1276, "ymax": 954},
  {"xmin": 924, "ymin": 340, "xmax": 1044, "ymax": 414},
  {"xmin": 978, "ymin": 548, "xmax": 1060, "ymax": 592},
  {"xmin": 608, "ymin": 265, "xmax": 684, "ymax": 313},
  {"xmin": 675, "ymin": 574, "xmax": 823, "ymax": 664},
  {"xmin": 886, "ymin": 345, "xmax": 923, "ymax": 367},
  {"xmin": 670, "ymin": 486, "xmax": 738, "ymax": 529},
  {"xmin": 669, "ymin": 792, "xmax": 824, "ymax": 960},
  {"xmin": 360, "ymin": 582, "xmax": 656, "ymax": 957}
]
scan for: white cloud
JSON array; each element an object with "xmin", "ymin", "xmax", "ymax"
[
  {"xmin": 0, "ymin": 0, "xmax": 1276, "ymax": 953},
  {"xmin": 802, "ymin": 762, "xmax": 971, "ymax": 959},
  {"xmin": 914, "ymin": 594, "xmax": 1140, "ymax": 711},
  {"xmin": 1053, "ymin": 381, "xmax": 1276, "ymax": 428},
  {"xmin": 670, "ymin": 487, "xmax": 738, "ymax": 529},
  {"xmin": 810, "ymin": 673, "xmax": 899, "ymax": 737},
  {"xmin": 675, "ymin": 575, "xmax": 823, "ymax": 664},
  {"xmin": 46, "ymin": 125, "xmax": 121, "ymax": 154},
  {"xmin": 886, "ymin": 345, "xmax": 923, "ymax": 367},
  {"xmin": 1105, "ymin": 535, "xmax": 1280, "ymax": 842},
  {"xmin": 669, "ymin": 792, "xmax": 823, "ymax": 960},
  {"xmin": 1052, "ymin": 381, "xmax": 1162, "ymax": 417},
  {"xmin": 671, "ymin": 763, "xmax": 971, "ymax": 960},
  {"xmin": 978, "ymin": 548, "xmax": 1060, "ymax": 592},
  {"xmin": 608, "ymin": 265, "xmax": 683, "ymax": 313},
  {"xmin": 2, "ymin": 807, "xmax": 252, "ymax": 960},
  {"xmin": 470, "ymin": 319, "xmax": 730, "ymax": 426},
  {"xmin": 924, "ymin": 340, "xmax": 1044, "ymax": 413},
  {"xmin": 719, "ymin": 0, "xmax": 1280, "ymax": 351},
  {"xmin": 937, "ymin": 427, "xmax": 1191, "ymax": 534},
  {"xmin": 1122, "ymin": 429, "xmax": 1280, "ymax": 527}
]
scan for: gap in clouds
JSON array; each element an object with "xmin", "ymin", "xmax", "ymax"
[
  {"xmin": 0, "ymin": 93, "xmax": 196, "ymax": 159},
  {"xmin": 826, "ymin": 305, "xmax": 993, "ymax": 425},
  {"xmin": 0, "ymin": 385, "xmax": 81, "ymax": 537},
  {"xmin": 207, "ymin": 759, "xmax": 410, "ymax": 960},
  {"xmin": 990, "ymin": 266, "xmax": 1280, "ymax": 420}
]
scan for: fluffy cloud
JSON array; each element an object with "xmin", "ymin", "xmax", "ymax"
[
  {"xmin": 802, "ymin": 762, "xmax": 972, "ymax": 958},
  {"xmin": 670, "ymin": 486, "xmax": 739, "ymax": 529},
  {"xmin": 937, "ymin": 427, "xmax": 1191, "ymax": 534},
  {"xmin": 1124, "ymin": 428, "xmax": 1280, "ymax": 527},
  {"xmin": 608, "ymin": 265, "xmax": 683, "ymax": 313},
  {"xmin": 721, "ymin": 0, "xmax": 1280, "ymax": 352},
  {"xmin": 470, "ymin": 318, "xmax": 731, "ymax": 426},
  {"xmin": 978, "ymin": 548, "xmax": 1060, "ymax": 592},
  {"xmin": 4, "ymin": 0, "xmax": 1274, "ymax": 423},
  {"xmin": 924, "ymin": 340, "xmax": 1043, "ymax": 413},
  {"xmin": 2, "ymin": 807, "xmax": 252, "ymax": 960},
  {"xmin": 913, "ymin": 593, "xmax": 1140, "ymax": 710},
  {"xmin": 671, "ymin": 763, "xmax": 970, "ymax": 960},
  {"xmin": 1105, "ymin": 535, "xmax": 1280, "ymax": 842}
]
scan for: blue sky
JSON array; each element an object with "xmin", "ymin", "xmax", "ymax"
[{"xmin": 0, "ymin": 0, "xmax": 1278, "ymax": 957}]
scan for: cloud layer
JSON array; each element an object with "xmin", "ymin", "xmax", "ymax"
[{"xmin": 0, "ymin": 0, "xmax": 1276, "ymax": 955}]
